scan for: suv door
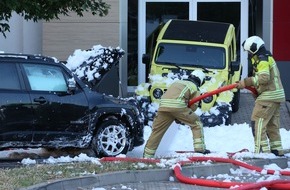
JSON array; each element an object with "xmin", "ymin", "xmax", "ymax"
[
  {"xmin": 0, "ymin": 63, "xmax": 34, "ymax": 143},
  {"xmin": 21, "ymin": 63, "xmax": 90, "ymax": 144}
]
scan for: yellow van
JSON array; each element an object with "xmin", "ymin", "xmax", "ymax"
[{"xmin": 136, "ymin": 19, "xmax": 242, "ymax": 127}]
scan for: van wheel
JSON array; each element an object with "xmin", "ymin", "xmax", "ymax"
[
  {"xmin": 91, "ymin": 119, "xmax": 129, "ymax": 157},
  {"xmin": 231, "ymin": 90, "xmax": 240, "ymax": 113}
]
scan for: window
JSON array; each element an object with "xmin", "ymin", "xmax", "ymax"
[
  {"xmin": 197, "ymin": 2, "xmax": 241, "ymax": 51},
  {"xmin": 127, "ymin": 1, "xmax": 189, "ymax": 85},
  {"xmin": 23, "ymin": 64, "xmax": 67, "ymax": 91},
  {"xmin": 0, "ymin": 63, "xmax": 21, "ymax": 90},
  {"xmin": 155, "ymin": 43, "xmax": 225, "ymax": 69}
]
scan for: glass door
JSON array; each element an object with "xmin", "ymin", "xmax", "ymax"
[
  {"xmin": 144, "ymin": 2, "xmax": 190, "ymax": 82},
  {"xmin": 138, "ymin": 0, "xmax": 192, "ymax": 85},
  {"xmin": 196, "ymin": 0, "xmax": 248, "ymax": 78}
]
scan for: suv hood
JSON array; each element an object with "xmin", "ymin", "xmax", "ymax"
[{"xmin": 104, "ymin": 95, "xmax": 144, "ymax": 118}]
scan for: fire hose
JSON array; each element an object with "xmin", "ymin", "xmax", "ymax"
[
  {"xmin": 101, "ymin": 156, "xmax": 290, "ymax": 189},
  {"xmin": 98, "ymin": 85, "xmax": 290, "ymax": 189},
  {"xmin": 175, "ymin": 156, "xmax": 290, "ymax": 189},
  {"xmin": 99, "ymin": 84, "xmax": 289, "ymax": 188},
  {"xmin": 188, "ymin": 83, "xmax": 258, "ymax": 107}
]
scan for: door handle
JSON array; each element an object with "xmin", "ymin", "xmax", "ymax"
[{"xmin": 33, "ymin": 97, "xmax": 47, "ymax": 104}]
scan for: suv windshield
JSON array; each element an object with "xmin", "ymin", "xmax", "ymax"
[{"xmin": 155, "ymin": 43, "xmax": 225, "ymax": 69}]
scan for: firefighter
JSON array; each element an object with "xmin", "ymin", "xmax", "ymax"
[
  {"xmin": 236, "ymin": 36, "xmax": 285, "ymax": 156},
  {"xmin": 143, "ymin": 71, "xmax": 210, "ymax": 158}
]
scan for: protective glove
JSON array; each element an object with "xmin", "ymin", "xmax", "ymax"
[
  {"xmin": 190, "ymin": 103, "xmax": 198, "ymax": 111},
  {"xmin": 236, "ymin": 80, "xmax": 245, "ymax": 89}
]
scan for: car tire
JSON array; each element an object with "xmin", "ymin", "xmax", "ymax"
[
  {"xmin": 91, "ymin": 119, "xmax": 130, "ymax": 157},
  {"xmin": 231, "ymin": 90, "xmax": 240, "ymax": 113},
  {"xmin": 225, "ymin": 111, "xmax": 232, "ymax": 126}
]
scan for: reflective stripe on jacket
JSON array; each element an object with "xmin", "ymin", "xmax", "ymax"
[
  {"xmin": 245, "ymin": 54, "xmax": 285, "ymax": 102},
  {"xmin": 159, "ymin": 80, "xmax": 199, "ymax": 108}
]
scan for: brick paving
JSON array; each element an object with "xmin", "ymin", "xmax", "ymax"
[{"xmin": 232, "ymin": 92, "xmax": 290, "ymax": 130}]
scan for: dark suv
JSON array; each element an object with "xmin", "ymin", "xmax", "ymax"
[{"xmin": 0, "ymin": 53, "xmax": 144, "ymax": 157}]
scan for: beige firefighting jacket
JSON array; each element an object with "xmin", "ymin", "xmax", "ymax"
[
  {"xmin": 244, "ymin": 54, "xmax": 285, "ymax": 102},
  {"xmin": 159, "ymin": 80, "xmax": 200, "ymax": 111}
]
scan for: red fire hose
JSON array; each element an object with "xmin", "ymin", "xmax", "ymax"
[
  {"xmin": 188, "ymin": 83, "xmax": 258, "ymax": 107},
  {"xmin": 174, "ymin": 156, "xmax": 290, "ymax": 189},
  {"xmin": 245, "ymin": 86, "xmax": 258, "ymax": 95},
  {"xmin": 234, "ymin": 180, "xmax": 290, "ymax": 190},
  {"xmin": 100, "ymin": 85, "xmax": 281, "ymax": 189},
  {"xmin": 100, "ymin": 156, "xmax": 290, "ymax": 189}
]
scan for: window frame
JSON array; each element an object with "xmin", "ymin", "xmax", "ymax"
[{"xmin": 0, "ymin": 63, "xmax": 22, "ymax": 91}]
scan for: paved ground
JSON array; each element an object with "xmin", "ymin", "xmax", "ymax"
[
  {"xmin": 232, "ymin": 93, "xmax": 290, "ymax": 130},
  {"xmin": 23, "ymin": 93, "xmax": 290, "ymax": 190}
]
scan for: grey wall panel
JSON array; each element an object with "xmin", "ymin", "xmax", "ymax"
[
  {"xmin": 277, "ymin": 61, "xmax": 290, "ymax": 101},
  {"xmin": 42, "ymin": 0, "xmax": 120, "ymax": 96},
  {"xmin": 43, "ymin": 0, "xmax": 120, "ymax": 61}
]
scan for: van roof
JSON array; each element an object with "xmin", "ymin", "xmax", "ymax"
[{"xmin": 162, "ymin": 19, "xmax": 232, "ymax": 44}]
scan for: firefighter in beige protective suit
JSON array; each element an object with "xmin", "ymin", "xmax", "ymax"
[
  {"xmin": 143, "ymin": 71, "xmax": 210, "ymax": 158},
  {"xmin": 237, "ymin": 36, "xmax": 285, "ymax": 156}
]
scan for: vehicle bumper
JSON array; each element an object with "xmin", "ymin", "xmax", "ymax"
[
  {"xmin": 134, "ymin": 136, "xmax": 145, "ymax": 147},
  {"xmin": 136, "ymin": 96, "xmax": 156, "ymax": 125},
  {"xmin": 132, "ymin": 116, "xmax": 145, "ymax": 148}
]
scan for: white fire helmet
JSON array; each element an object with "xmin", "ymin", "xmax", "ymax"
[
  {"xmin": 242, "ymin": 36, "xmax": 265, "ymax": 54},
  {"xmin": 188, "ymin": 70, "xmax": 205, "ymax": 87}
]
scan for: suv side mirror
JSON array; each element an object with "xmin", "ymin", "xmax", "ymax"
[
  {"xmin": 67, "ymin": 78, "xmax": 77, "ymax": 93},
  {"xmin": 142, "ymin": 54, "xmax": 150, "ymax": 65},
  {"xmin": 231, "ymin": 60, "xmax": 240, "ymax": 72}
]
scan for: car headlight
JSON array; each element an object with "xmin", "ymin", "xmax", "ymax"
[
  {"xmin": 203, "ymin": 96, "xmax": 213, "ymax": 103},
  {"xmin": 153, "ymin": 88, "xmax": 163, "ymax": 99}
]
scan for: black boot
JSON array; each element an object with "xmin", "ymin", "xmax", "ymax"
[
  {"xmin": 271, "ymin": 150, "xmax": 284, "ymax": 157},
  {"xmin": 196, "ymin": 149, "xmax": 211, "ymax": 154}
]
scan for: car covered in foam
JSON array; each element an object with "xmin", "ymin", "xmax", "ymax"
[{"xmin": 136, "ymin": 19, "xmax": 242, "ymax": 127}]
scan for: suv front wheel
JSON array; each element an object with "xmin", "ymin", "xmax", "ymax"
[{"xmin": 91, "ymin": 119, "xmax": 130, "ymax": 157}]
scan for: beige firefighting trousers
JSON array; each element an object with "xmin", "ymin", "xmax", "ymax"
[
  {"xmin": 143, "ymin": 107, "xmax": 205, "ymax": 158},
  {"xmin": 251, "ymin": 101, "xmax": 283, "ymax": 154}
]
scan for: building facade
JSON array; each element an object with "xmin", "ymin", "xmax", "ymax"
[{"xmin": 1, "ymin": 0, "xmax": 289, "ymax": 99}]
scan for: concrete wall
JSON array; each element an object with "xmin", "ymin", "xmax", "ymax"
[
  {"xmin": 42, "ymin": 1, "xmax": 120, "ymax": 96},
  {"xmin": 42, "ymin": 0, "xmax": 120, "ymax": 61}
]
